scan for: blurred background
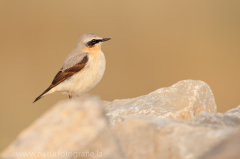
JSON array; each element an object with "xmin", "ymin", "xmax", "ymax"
[{"xmin": 0, "ymin": 0, "xmax": 240, "ymax": 151}]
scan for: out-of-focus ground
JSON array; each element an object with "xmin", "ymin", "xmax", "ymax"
[{"xmin": 0, "ymin": 0, "xmax": 240, "ymax": 151}]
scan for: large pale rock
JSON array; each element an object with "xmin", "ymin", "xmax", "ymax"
[
  {"xmin": 105, "ymin": 80, "xmax": 217, "ymax": 127},
  {"xmin": 1, "ymin": 97, "xmax": 124, "ymax": 159},
  {"xmin": 113, "ymin": 108, "xmax": 240, "ymax": 159}
]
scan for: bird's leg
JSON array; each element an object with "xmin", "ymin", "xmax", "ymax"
[{"xmin": 69, "ymin": 93, "xmax": 72, "ymax": 99}]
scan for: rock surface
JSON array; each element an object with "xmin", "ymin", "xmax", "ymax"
[
  {"xmin": 200, "ymin": 128, "xmax": 240, "ymax": 159},
  {"xmin": 1, "ymin": 80, "xmax": 240, "ymax": 159},
  {"xmin": 1, "ymin": 97, "xmax": 124, "ymax": 159},
  {"xmin": 105, "ymin": 80, "xmax": 217, "ymax": 127},
  {"xmin": 113, "ymin": 110, "xmax": 240, "ymax": 159}
]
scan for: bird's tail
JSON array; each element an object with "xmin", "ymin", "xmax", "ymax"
[{"xmin": 33, "ymin": 86, "xmax": 52, "ymax": 103}]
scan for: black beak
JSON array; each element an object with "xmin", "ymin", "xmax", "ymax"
[{"xmin": 102, "ymin": 38, "xmax": 111, "ymax": 42}]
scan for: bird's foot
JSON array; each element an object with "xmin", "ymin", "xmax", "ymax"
[{"xmin": 69, "ymin": 93, "xmax": 72, "ymax": 99}]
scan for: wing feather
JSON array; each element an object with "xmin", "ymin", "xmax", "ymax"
[{"xmin": 33, "ymin": 54, "xmax": 89, "ymax": 103}]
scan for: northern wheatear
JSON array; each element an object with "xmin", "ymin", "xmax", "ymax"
[{"xmin": 33, "ymin": 33, "xmax": 110, "ymax": 103}]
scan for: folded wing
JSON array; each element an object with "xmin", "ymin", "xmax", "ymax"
[{"xmin": 33, "ymin": 53, "xmax": 89, "ymax": 103}]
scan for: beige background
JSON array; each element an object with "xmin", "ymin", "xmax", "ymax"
[{"xmin": 0, "ymin": 0, "xmax": 240, "ymax": 151}]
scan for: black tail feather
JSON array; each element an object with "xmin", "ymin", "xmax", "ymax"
[{"xmin": 33, "ymin": 86, "xmax": 52, "ymax": 103}]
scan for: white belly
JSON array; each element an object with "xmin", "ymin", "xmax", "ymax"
[{"xmin": 51, "ymin": 52, "xmax": 106, "ymax": 95}]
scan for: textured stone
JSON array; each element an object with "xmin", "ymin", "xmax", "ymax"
[
  {"xmin": 113, "ymin": 110, "xmax": 240, "ymax": 159},
  {"xmin": 105, "ymin": 80, "xmax": 217, "ymax": 127},
  {"xmin": 198, "ymin": 106, "xmax": 240, "ymax": 159},
  {"xmin": 192, "ymin": 112, "xmax": 240, "ymax": 128},
  {"xmin": 1, "ymin": 97, "xmax": 124, "ymax": 159},
  {"xmin": 200, "ymin": 128, "xmax": 240, "ymax": 159},
  {"xmin": 225, "ymin": 105, "xmax": 240, "ymax": 118}
]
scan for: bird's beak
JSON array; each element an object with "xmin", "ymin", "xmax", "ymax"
[{"xmin": 102, "ymin": 38, "xmax": 111, "ymax": 42}]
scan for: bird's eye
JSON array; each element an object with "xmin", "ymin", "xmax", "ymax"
[{"xmin": 87, "ymin": 39, "xmax": 98, "ymax": 47}]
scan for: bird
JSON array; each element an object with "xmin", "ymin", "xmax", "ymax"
[{"xmin": 33, "ymin": 33, "xmax": 110, "ymax": 103}]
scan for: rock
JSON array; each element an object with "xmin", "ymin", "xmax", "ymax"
[
  {"xmin": 197, "ymin": 106, "xmax": 240, "ymax": 159},
  {"xmin": 113, "ymin": 110, "xmax": 240, "ymax": 159},
  {"xmin": 105, "ymin": 80, "xmax": 217, "ymax": 127},
  {"xmin": 199, "ymin": 128, "xmax": 240, "ymax": 159},
  {"xmin": 2, "ymin": 80, "xmax": 239, "ymax": 159},
  {"xmin": 225, "ymin": 105, "xmax": 240, "ymax": 118},
  {"xmin": 1, "ymin": 96, "xmax": 125, "ymax": 159},
  {"xmin": 192, "ymin": 112, "xmax": 240, "ymax": 128}
]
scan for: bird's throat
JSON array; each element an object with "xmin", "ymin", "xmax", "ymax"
[{"xmin": 83, "ymin": 44, "xmax": 101, "ymax": 52}]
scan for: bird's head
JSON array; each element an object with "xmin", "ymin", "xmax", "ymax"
[{"xmin": 77, "ymin": 33, "xmax": 111, "ymax": 52}]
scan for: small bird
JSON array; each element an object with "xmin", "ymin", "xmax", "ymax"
[{"xmin": 33, "ymin": 33, "xmax": 110, "ymax": 103}]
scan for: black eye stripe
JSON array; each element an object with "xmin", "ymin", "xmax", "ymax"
[
  {"xmin": 92, "ymin": 39, "xmax": 101, "ymax": 43},
  {"xmin": 87, "ymin": 39, "xmax": 102, "ymax": 47}
]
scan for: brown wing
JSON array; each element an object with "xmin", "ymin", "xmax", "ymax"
[{"xmin": 33, "ymin": 55, "xmax": 89, "ymax": 103}]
